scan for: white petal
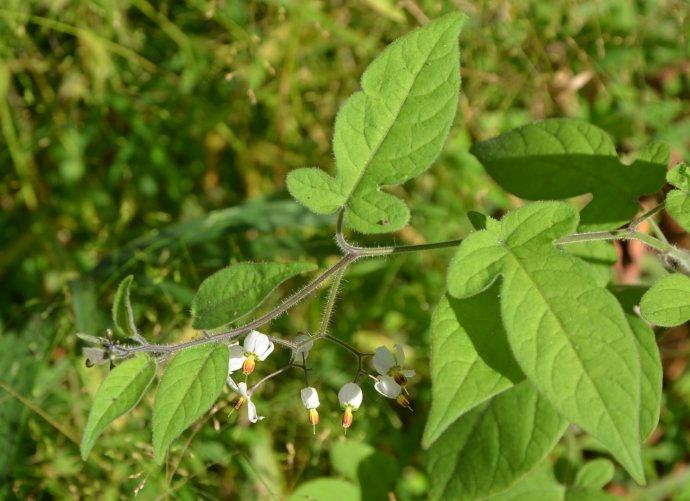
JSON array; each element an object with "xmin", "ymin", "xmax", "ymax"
[
  {"xmin": 237, "ymin": 381, "xmax": 249, "ymax": 397},
  {"xmin": 373, "ymin": 346, "xmax": 395, "ymax": 375},
  {"xmin": 300, "ymin": 387, "xmax": 320, "ymax": 409},
  {"xmin": 247, "ymin": 399, "xmax": 264, "ymax": 423},
  {"xmin": 402, "ymin": 369, "xmax": 416, "ymax": 379},
  {"xmin": 374, "ymin": 376, "xmax": 401, "ymax": 399},
  {"xmin": 255, "ymin": 339, "xmax": 274, "ymax": 361},
  {"xmin": 227, "ymin": 376, "xmax": 239, "ymax": 393},
  {"xmin": 394, "ymin": 344, "xmax": 405, "ymax": 365},
  {"xmin": 293, "ymin": 334, "xmax": 313, "ymax": 358},
  {"xmin": 228, "ymin": 345, "xmax": 246, "ymax": 373},
  {"xmin": 243, "ymin": 330, "xmax": 262, "ymax": 353},
  {"xmin": 338, "ymin": 382, "xmax": 363, "ymax": 409}
]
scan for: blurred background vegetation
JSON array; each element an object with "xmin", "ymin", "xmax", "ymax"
[{"xmin": 1, "ymin": 0, "xmax": 689, "ymax": 498}]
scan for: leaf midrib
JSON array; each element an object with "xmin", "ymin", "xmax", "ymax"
[{"xmin": 501, "ymin": 244, "xmax": 638, "ymax": 465}]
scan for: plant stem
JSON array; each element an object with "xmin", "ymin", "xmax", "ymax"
[{"xmin": 116, "ymin": 203, "xmax": 682, "ymax": 359}]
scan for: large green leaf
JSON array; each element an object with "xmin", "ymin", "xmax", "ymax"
[
  {"xmin": 640, "ymin": 273, "xmax": 690, "ymax": 327},
  {"xmin": 423, "ymin": 288, "xmax": 523, "ymax": 448},
  {"xmin": 286, "ymin": 13, "xmax": 465, "ymax": 234},
  {"xmin": 447, "ymin": 202, "xmax": 644, "ymax": 483},
  {"xmin": 427, "ymin": 380, "xmax": 567, "ymax": 500},
  {"xmin": 152, "ymin": 343, "xmax": 229, "ymax": 463},
  {"xmin": 112, "ymin": 275, "xmax": 139, "ymax": 340},
  {"xmin": 191, "ymin": 262, "xmax": 316, "ymax": 329},
  {"xmin": 80, "ymin": 353, "xmax": 156, "ymax": 459},
  {"xmin": 626, "ymin": 314, "xmax": 662, "ymax": 441},
  {"xmin": 470, "ymin": 119, "xmax": 668, "ymax": 230}
]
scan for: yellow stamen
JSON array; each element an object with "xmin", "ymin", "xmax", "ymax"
[
  {"xmin": 242, "ymin": 355, "xmax": 256, "ymax": 375},
  {"xmin": 342, "ymin": 406, "xmax": 354, "ymax": 429},
  {"xmin": 309, "ymin": 408, "xmax": 319, "ymax": 434}
]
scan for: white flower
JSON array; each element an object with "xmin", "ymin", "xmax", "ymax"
[
  {"xmin": 292, "ymin": 334, "xmax": 314, "ymax": 361},
  {"xmin": 374, "ymin": 375, "xmax": 413, "ymax": 410},
  {"xmin": 300, "ymin": 387, "xmax": 320, "ymax": 409},
  {"xmin": 373, "ymin": 344, "xmax": 415, "ymax": 385},
  {"xmin": 227, "ymin": 377, "xmax": 264, "ymax": 423},
  {"xmin": 338, "ymin": 382, "xmax": 363, "ymax": 409},
  {"xmin": 374, "ymin": 375, "xmax": 401, "ymax": 399},
  {"xmin": 301, "ymin": 387, "xmax": 320, "ymax": 433},
  {"xmin": 338, "ymin": 382, "xmax": 363, "ymax": 429},
  {"xmin": 228, "ymin": 330, "xmax": 275, "ymax": 375}
]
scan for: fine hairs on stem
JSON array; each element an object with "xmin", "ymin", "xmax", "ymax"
[{"xmin": 112, "ymin": 203, "xmax": 685, "ymax": 361}]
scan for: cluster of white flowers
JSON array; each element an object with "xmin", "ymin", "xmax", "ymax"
[{"xmin": 226, "ymin": 330, "xmax": 415, "ymax": 432}]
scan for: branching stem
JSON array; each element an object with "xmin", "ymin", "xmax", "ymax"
[{"xmin": 113, "ymin": 204, "xmax": 685, "ymax": 360}]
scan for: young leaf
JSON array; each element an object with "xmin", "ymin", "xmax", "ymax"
[
  {"xmin": 112, "ymin": 275, "xmax": 139, "ymax": 340},
  {"xmin": 427, "ymin": 380, "xmax": 567, "ymax": 500},
  {"xmin": 286, "ymin": 13, "xmax": 465, "ymax": 234},
  {"xmin": 470, "ymin": 119, "xmax": 668, "ymax": 230},
  {"xmin": 574, "ymin": 459, "xmax": 615, "ymax": 490},
  {"xmin": 640, "ymin": 273, "xmax": 690, "ymax": 327},
  {"xmin": 447, "ymin": 202, "xmax": 645, "ymax": 483},
  {"xmin": 423, "ymin": 288, "xmax": 523, "ymax": 448},
  {"xmin": 191, "ymin": 262, "xmax": 316, "ymax": 329},
  {"xmin": 289, "ymin": 478, "xmax": 360, "ymax": 501},
  {"xmin": 627, "ymin": 314, "xmax": 662, "ymax": 441},
  {"xmin": 80, "ymin": 353, "xmax": 156, "ymax": 459},
  {"xmin": 152, "ymin": 343, "xmax": 229, "ymax": 463},
  {"xmin": 665, "ymin": 162, "xmax": 690, "ymax": 232}
]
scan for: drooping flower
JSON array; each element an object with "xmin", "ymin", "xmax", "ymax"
[
  {"xmin": 228, "ymin": 330, "xmax": 275, "ymax": 375},
  {"xmin": 373, "ymin": 344, "xmax": 415, "ymax": 386},
  {"xmin": 227, "ymin": 377, "xmax": 264, "ymax": 423},
  {"xmin": 300, "ymin": 387, "xmax": 320, "ymax": 433},
  {"xmin": 338, "ymin": 382, "xmax": 363, "ymax": 429},
  {"xmin": 374, "ymin": 375, "xmax": 412, "ymax": 410},
  {"xmin": 292, "ymin": 334, "xmax": 314, "ymax": 362}
]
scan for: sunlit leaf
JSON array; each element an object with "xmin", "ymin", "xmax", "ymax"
[
  {"xmin": 427, "ymin": 380, "xmax": 566, "ymax": 500},
  {"xmin": 665, "ymin": 162, "xmax": 690, "ymax": 232},
  {"xmin": 423, "ymin": 288, "xmax": 523, "ymax": 448},
  {"xmin": 289, "ymin": 478, "xmax": 360, "ymax": 501},
  {"xmin": 447, "ymin": 202, "xmax": 644, "ymax": 483},
  {"xmin": 80, "ymin": 353, "xmax": 156, "ymax": 459},
  {"xmin": 640, "ymin": 273, "xmax": 690, "ymax": 327},
  {"xmin": 470, "ymin": 119, "xmax": 668, "ymax": 230},
  {"xmin": 574, "ymin": 459, "xmax": 615, "ymax": 490},
  {"xmin": 287, "ymin": 13, "xmax": 465, "ymax": 234},
  {"xmin": 191, "ymin": 262, "xmax": 316, "ymax": 329},
  {"xmin": 152, "ymin": 343, "xmax": 229, "ymax": 464}
]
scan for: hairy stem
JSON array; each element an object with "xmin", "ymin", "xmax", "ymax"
[{"xmin": 114, "ymin": 203, "xmax": 680, "ymax": 359}]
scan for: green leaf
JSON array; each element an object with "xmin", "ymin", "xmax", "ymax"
[
  {"xmin": 490, "ymin": 461, "xmax": 618, "ymax": 501},
  {"xmin": 665, "ymin": 162, "xmax": 690, "ymax": 232},
  {"xmin": 427, "ymin": 380, "xmax": 566, "ymax": 500},
  {"xmin": 152, "ymin": 343, "xmax": 229, "ymax": 463},
  {"xmin": 330, "ymin": 441, "xmax": 398, "ymax": 501},
  {"xmin": 447, "ymin": 202, "xmax": 645, "ymax": 483},
  {"xmin": 286, "ymin": 13, "xmax": 465, "ymax": 234},
  {"xmin": 626, "ymin": 314, "xmax": 662, "ymax": 441},
  {"xmin": 80, "ymin": 353, "xmax": 156, "ymax": 459},
  {"xmin": 423, "ymin": 288, "xmax": 523, "ymax": 448},
  {"xmin": 112, "ymin": 275, "xmax": 139, "ymax": 340},
  {"xmin": 574, "ymin": 459, "xmax": 615, "ymax": 490},
  {"xmin": 191, "ymin": 262, "xmax": 316, "ymax": 329},
  {"xmin": 289, "ymin": 478, "xmax": 360, "ymax": 501},
  {"xmin": 470, "ymin": 119, "xmax": 668, "ymax": 230},
  {"xmin": 640, "ymin": 273, "xmax": 690, "ymax": 327}
]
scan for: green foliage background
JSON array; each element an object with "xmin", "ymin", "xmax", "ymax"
[{"xmin": 1, "ymin": 0, "xmax": 689, "ymax": 498}]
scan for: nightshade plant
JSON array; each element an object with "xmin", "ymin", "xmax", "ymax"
[{"xmin": 79, "ymin": 12, "xmax": 690, "ymax": 499}]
